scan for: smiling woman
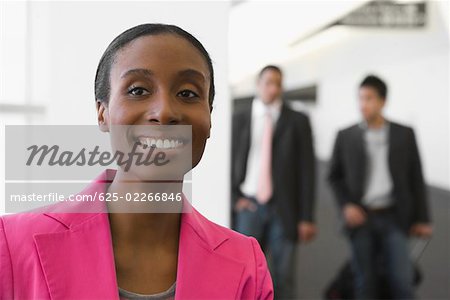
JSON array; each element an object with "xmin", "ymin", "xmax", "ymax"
[{"xmin": 0, "ymin": 24, "xmax": 273, "ymax": 299}]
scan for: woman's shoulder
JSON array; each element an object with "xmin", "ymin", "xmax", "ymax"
[
  {"xmin": 0, "ymin": 207, "xmax": 70, "ymax": 247},
  {"xmin": 0, "ymin": 195, "xmax": 106, "ymax": 235},
  {"xmin": 186, "ymin": 208, "xmax": 273, "ymax": 299},
  {"xmin": 185, "ymin": 206, "xmax": 265, "ymax": 260},
  {"xmin": 1, "ymin": 211, "xmax": 57, "ymax": 231}
]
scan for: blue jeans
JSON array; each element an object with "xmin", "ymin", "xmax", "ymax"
[
  {"xmin": 349, "ymin": 209, "xmax": 414, "ymax": 299},
  {"xmin": 235, "ymin": 198, "xmax": 296, "ymax": 299}
]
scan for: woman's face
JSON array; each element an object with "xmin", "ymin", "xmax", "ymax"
[{"xmin": 97, "ymin": 34, "xmax": 212, "ymax": 170}]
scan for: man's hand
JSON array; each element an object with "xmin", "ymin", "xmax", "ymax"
[
  {"xmin": 410, "ymin": 223, "xmax": 433, "ymax": 238},
  {"xmin": 343, "ymin": 203, "xmax": 367, "ymax": 228},
  {"xmin": 234, "ymin": 197, "xmax": 257, "ymax": 212},
  {"xmin": 297, "ymin": 221, "xmax": 317, "ymax": 243}
]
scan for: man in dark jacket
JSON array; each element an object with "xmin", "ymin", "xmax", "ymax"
[
  {"xmin": 328, "ymin": 75, "xmax": 432, "ymax": 299},
  {"xmin": 231, "ymin": 65, "xmax": 316, "ymax": 299}
]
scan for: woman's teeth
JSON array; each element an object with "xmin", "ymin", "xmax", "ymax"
[{"xmin": 137, "ymin": 138, "xmax": 184, "ymax": 149}]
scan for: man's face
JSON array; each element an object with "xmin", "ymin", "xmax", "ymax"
[
  {"xmin": 359, "ymin": 86, "xmax": 385, "ymax": 122},
  {"xmin": 257, "ymin": 69, "xmax": 283, "ymax": 104}
]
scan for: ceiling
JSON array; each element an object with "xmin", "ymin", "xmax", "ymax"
[{"xmin": 228, "ymin": 0, "xmax": 373, "ymax": 84}]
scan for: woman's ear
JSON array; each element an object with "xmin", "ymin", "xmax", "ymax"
[
  {"xmin": 96, "ymin": 100, "xmax": 110, "ymax": 132},
  {"xmin": 207, "ymin": 118, "xmax": 211, "ymax": 139},
  {"xmin": 207, "ymin": 105, "xmax": 212, "ymax": 139}
]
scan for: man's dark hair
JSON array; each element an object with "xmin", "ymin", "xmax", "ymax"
[
  {"xmin": 258, "ymin": 65, "xmax": 282, "ymax": 79},
  {"xmin": 360, "ymin": 75, "xmax": 388, "ymax": 99},
  {"xmin": 94, "ymin": 23, "xmax": 215, "ymax": 110}
]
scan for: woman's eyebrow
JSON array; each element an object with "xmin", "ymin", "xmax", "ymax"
[
  {"xmin": 119, "ymin": 68, "xmax": 206, "ymax": 83},
  {"xmin": 120, "ymin": 68, "xmax": 154, "ymax": 79},
  {"xmin": 177, "ymin": 69, "xmax": 206, "ymax": 84}
]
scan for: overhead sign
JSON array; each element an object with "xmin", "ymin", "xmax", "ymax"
[{"xmin": 334, "ymin": 1, "xmax": 426, "ymax": 28}]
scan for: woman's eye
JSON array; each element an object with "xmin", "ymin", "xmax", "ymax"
[
  {"xmin": 127, "ymin": 86, "xmax": 149, "ymax": 96},
  {"xmin": 177, "ymin": 90, "xmax": 199, "ymax": 99}
]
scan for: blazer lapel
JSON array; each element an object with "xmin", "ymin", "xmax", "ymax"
[
  {"xmin": 352, "ymin": 125, "xmax": 367, "ymax": 195},
  {"xmin": 175, "ymin": 207, "xmax": 246, "ymax": 300},
  {"xmin": 34, "ymin": 212, "xmax": 119, "ymax": 299},
  {"xmin": 272, "ymin": 102, "xmax": 289, "ymax": 151},
  {"xmin": 242, "ymin": 106, "xmax": 252, "ymax": 159},
  {"xmin": 34, "ymin": 170, "xmax": 119, "ymax": 299},
  {"xmin": 235, "ymin": 105, "xmax": 252, "ymax": 183},
  {"xmin": 387, "ymin": 121, "xmax": 398, "ymax": 178},
  {"xmin": 272, "ymin": 104, "xmax": 289, "ymax": 145}
]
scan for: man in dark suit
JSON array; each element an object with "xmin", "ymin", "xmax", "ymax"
[
  {"xmin": 231, "ymin": 65, "xmax": 316, "ymax": 299},
  {"xmin": 328, "ymin": 75, "xmax": 432, "ymax": 299}
]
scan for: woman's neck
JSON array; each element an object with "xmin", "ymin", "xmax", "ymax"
[
  {"xmin": 108, "ymin": 212, "xmax": 181, "ymax": 248},
  {"xmin": 106, "ymin": 169, "xmax": 183, "ymax": 247}
]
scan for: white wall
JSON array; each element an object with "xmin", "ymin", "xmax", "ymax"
[
  {"xmin": 1, "ymin": 1, "xmax": 232, "ymax": 225},
  {"xmin": 231, "ymin": 1, "xmax": 450, "ymax": 190}
]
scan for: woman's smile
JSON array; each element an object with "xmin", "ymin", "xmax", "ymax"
[{"xmin": 136, "ymin": 137, "xmax": 186, "ymax": 150}]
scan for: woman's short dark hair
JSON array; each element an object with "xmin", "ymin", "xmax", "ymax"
[
  {"xmin": 360, "ymin": 75, "xmax": 388, "ymax": 99},
  {"xmin": 94, "ymin": 23, "xmax": 215, "ymax": 110}
]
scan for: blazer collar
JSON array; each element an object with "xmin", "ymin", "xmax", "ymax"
[
  {"xmin": 36, "ymin": 169, "xmax": 244, "ymax": 299},
  {"xmin": 42, "ymin": 169, "xmax": 229, "ymax": 251},
  {"xmin": 273, "ymin": 103, "xmax": 289, "ymax": 143},
  {"xmin": 355, "ymin": 119, "xmax": 397, "ymax": 177},
  {"xmin": 252, "ymin": 97, "xmax": 283, "ymax": 123},
  {"xmin": 356, "ymin": 118, "xmax": 393, "ymax": 147}
]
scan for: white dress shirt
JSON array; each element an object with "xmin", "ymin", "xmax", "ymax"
[
  {"xmin": 240, "ymin": 97, "xmax": 282, "ymax": 198},
  {"xmin": 360, "ymin": 121, "xmax": 394, "ymax": 209}
]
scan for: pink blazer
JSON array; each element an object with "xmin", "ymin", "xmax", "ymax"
[{"xmin": 0, "ymin": 170, "xmax": 273, "ymax": 299}]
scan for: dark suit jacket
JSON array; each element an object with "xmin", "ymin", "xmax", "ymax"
[
  {"xmin": 327, "ymin": 121, "xmax": 430, "ymax": 233},
  {"xmin": 231, "ymin": 102, "xmax": 316, "ymax": 241}
]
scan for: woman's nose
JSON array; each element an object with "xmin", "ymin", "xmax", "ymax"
[{"xmin": 146, "ymin": 93, "xmax": 182, "ymax": 125}]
